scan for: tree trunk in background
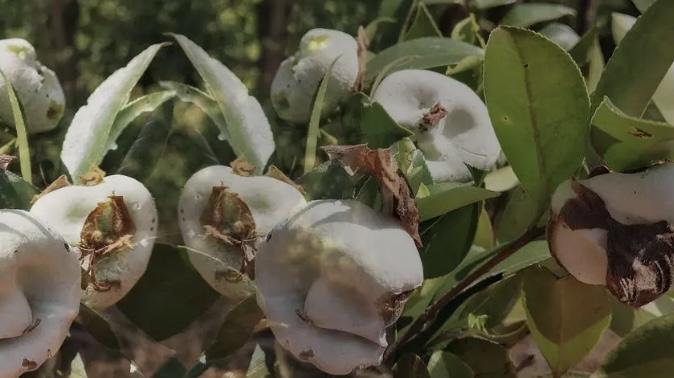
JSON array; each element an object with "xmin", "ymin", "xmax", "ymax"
[{"xmin": 257, "ymin": 0, "xmax": 290, "ymax": 98}]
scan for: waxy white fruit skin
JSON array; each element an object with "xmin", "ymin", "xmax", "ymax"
[
  {"xmin": 0, "ymin": 39, "xmax": 65, "ymax": 134},
  {"xmin": 271, "ymin": 28, "xmax": 358, "ymax": 123},
  {"xmin": 255, "ymin": 200, "xmax": 423, "ymax": 375},
  {"xmin": 550, "ymin": 164, "xmax": 674, "ymax": 286},
  {"xmin": 30, "ymin": 175, "xmax": 157, "ymax": 310},
  {"xmin": 0, "ymin": 210, "xmax": 80, "ymax": 377},
  {"xmin": 373, "ymin": 69, "xmax": 501, "ymax": 182},
  {"xmin": 178, "ymin": 165, "xmax": 307, "ymax": 299}
]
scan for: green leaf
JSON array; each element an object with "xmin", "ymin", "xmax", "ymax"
[
  {"xmin": 206, "ymin": 296, "xmax": 263, "ymax": 360},
  {"xmin": 160, "ymin": 81, "xmax": 229, "ymax": 139},
  {"xmin": 539, "ymin": 23, "xmax": 580, "ymax": 50},
  {"xmin": 451, "ymin": 16, "xmax": 480, "ymax": 45},
  {"xmin": 0, "ymin": 170, "xmax": 37, "ymax": 209},
  {"xmin": 298, "ymin": 161, "xmax": 359, "ymax": 200},
  {"xmin": 569, "ymin": 27, "xmax": 597, "ymax": 66},
  {"xmin": 499, "ymin": 4, "xmax": 576, "ymax": 28},
  {"xmin": 592, "ymin": 97, "xmax": 674, "ymax": 170},
  {"xmin": 469, "ymin": 0, "xmax": 516, "ymax": 10},
  {"xmin": 610, "ymin": 299, "xmax": 657, "ymax": 337},
  {"xmin": 1, "ymin": 72, "xmax": 31, "ymax": 183},
  {"xmin": 610, "ymin": 12, "xmax": 674, "ymax": 125},
  {"xmin": 106, "ymin": 90, "xmax": 176, "ymax": 152},
  {"xmin": 365, "ymin": 37, "xmax": 484, "ymax": 83},
  {"xmin": 404, "ymin": 3, "xmax": 442, "ymax": 41},
  {"xmin": 474, "ymin": 208, "xmax": 495, "ymax": 250},
  {"xmin": 427, "ymin": 351, "xmax": 474, "ymax": 378},
  {"xmin": 172, "ymin": 34, "xmax": 274, "ymax": 172},
  {"xmin": 523, "ymin": 267, "xmax": 611, "ymax": 377},
  {"xmin": 304, "ymin": 59, "xmax": 336, "ymax": 174},
  {"xmin": 416, "ymin": 182, "xmax": 498, "ymax": 221},
  {"xmin": 596, "ymin": 314, "xmax": 674, "ymax": 377},
  {"xmin": 587, "ymin": 37, "xmax": 605, "ymax": 92},
  {"xmin": 591, "ymin": 0, "xmax": 674, "ymax": 116},
  {"xmin": 632, "ymin": 0, "xmax": 656, "ymax": 13},
  {"xmin": 61, "ymin": 43, "xmax": 164, "ymax": 183},
  {"xmin": 117, "ymin": 244, "xmax": 220, "ymax": 341},
  {"xmin": 393, "ymin": 354, "xmax": 430, "ymax": 378},
  {"xmin": 246, "ymin": 344, "xmax": 272, "ymax": 378},
  {"xmin": 77, "ymin": 304, "xmax": 120, "ymax": 350},
  {"xmin": 484, "ymin": 26, "xmax": 590, "ymax": 221},
  {"xmin": 117, "ymin": 118, "xmax": 172, "ymax": 181},
  {"xmin": 421, "ymin": 204, "xmax": 480, "ymax": 278},
  {"xmin": 495, "ymin": 185, "xmax": 543, "ymax": 243},
  {"xmin": 361, "ymin": 100, "xmax": 414, "ymax": 149},
  {"xmin": 446, "ymin": 338, "xmax": 516, "ymax": 377}
]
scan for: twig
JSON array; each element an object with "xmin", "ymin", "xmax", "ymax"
[{"xmin": 385, "ymin": 226, "xmax": 545, "ymax": 361}]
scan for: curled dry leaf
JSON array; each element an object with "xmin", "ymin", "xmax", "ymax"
[
  {"xmin": 322, "ymin": 144, "xmax": 421, "ymax": 246},
  {"xmin": 552, "ymin": 181, "xmax": 674, "ymax": 307},
  {"xmin": 231, "ymin": 156, "xmax": 256, "ymax": 177},
  {"xmin": 0, "ymin": 154, "xmax": 14, "ymax": 170},
  {"xmin": 266, "ymin": 165, "xmax": 305, "ymax": 194},
  {"xmin": 201, "ymin": 186, "xmax": 257, "ymax": 273},
  {"xmin": 80, "ymin": 196, "xmax": 136, "ymax": 291}
]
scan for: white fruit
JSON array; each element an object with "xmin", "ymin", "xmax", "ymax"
[
  {"xmin": 255, "ymin": 200, "xmax": 423, "ymax": 375},
  {"xmin": 178, "ymin": 165, "xmax": 307, "ymax": 299},
  {"xmin": 271, "ymin": 28, "xmax": 358, "ymax": 124},
  {"xmin": 0, "ymin": 39, "xmax": 65, "ymax": 134},
  {"xmin": 30, "ymin": 175, "xmax": 157, "ymax": 310},
  {"xmin": 550, "ymin": 164, "xmax": 674, "ymax": 306},
  {"xmin": 373, "ymin": 69, "xmax": 501, "ymax": 182},
  {"xmin": 0, "ymin": 210, "xmax": 80, "ymax": 377}
]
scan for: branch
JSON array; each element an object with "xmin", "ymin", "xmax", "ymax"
[{"xmin": 385, "ymin": 226, "xmax": 545, "ymax": 361}]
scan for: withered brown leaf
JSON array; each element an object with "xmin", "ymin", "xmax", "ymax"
[
  {"xmin": 31, "ymin": 175, "xmax": 70, "ymax": 204},
  {"xmin": 354, "ymin": 25, "xmax": 369, "ymax": 92},
  {"xmin": 322, "ymin": 144, "xmax": 422, "ymax": 247}
]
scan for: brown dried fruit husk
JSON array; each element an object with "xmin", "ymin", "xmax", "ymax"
[
  {"xmin": 80, "ymin": 167, "xmax": 106, "ymax": 186},
  {"xmin": 201, "ymin": 186, "xmax": 258, "ymax": 274},
  {"xmin": 31, "ymin": 175, "xmax": 70, "ymax": 204},
  {"xmin": 555, "ymin": 181, "xmax": 674, "ymax": 307},
  {"xmin": 266, "ymin": 165, "xmax": 305, "ymax": 194},
  {"xmin": 0, "ymin": 154, "xmax": 14, "ymax": 170},
  {"xmin": 322, "ymin": 144, "xmax": 422, "ymax": 247},
  {"xmin": 231, "ymin": 157, "xmax": 256, "ymax": 177}
]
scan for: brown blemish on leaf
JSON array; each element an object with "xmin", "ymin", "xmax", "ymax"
[
  {"xmin": 628, "ymin": 127, "xmax": 653, "ymax": 139},
  {"xmin": 31, "ymin": 175, "xmax": 70, "ymax": 204},
  {"xmin": 80, "ymin": 167, "xmax": 106, "ymax": 186},
  {"xmin": 322, "ymin": 144, "xmax": 422, "ymax": 247},
  {"xmin": 354, "ymin": 26, "xmax": 369, "ymax": 92},
  {"xmin": 557, "ymin": 182, "xmax": 674, "ymax": 307},
  {"xmin": 419, "ymin": 103, "xmax": 448, "ymax": 132},
  {"xmin": 266, "ymin": 165, "xmax": 305, "ymax": 194},
  {"xmin": 0, "ymin": 154, "xmax": 14, "ymax": 170},
  {"xmin": 80, "ymin": 196, "xmax": 136, "ymax": 291},
  {"xmin": 231, "ymin": 157, "xmax": 256, "ymax": 177},
  {"xmin": 202, "ymin": 186, "xmax": 257, "ymax": 274},
  {"xmin": 21, "ymin": 358, "xmax": 37, "ymax": 369}
]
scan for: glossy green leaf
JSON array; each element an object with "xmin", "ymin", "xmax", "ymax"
[
  {"xmin": 539, "ymin": 23, "xmax": 580, "ymax": 50},
  {"xmin": 106, "ymin": 90, "xmax": 176, "ymax": 152},
  {"xmin": 427, "ymin": 351, "xmax": 474, "ymax": 378},
  {"xmin": 304, "ymin": 59, "xmax": 336, "ymax": 174},
  {"xmin": 1, "ymin": 72, "xmax": 31, "ymax": 183},
  {"xmin": 523, "ymin": 267, "xmax": 611, "ymax": 377},
  {"xmin": 61, "ymin": 43, "xmax": 164, "ymax": 183},
  {"xmin": 117, "ymin": 244, "xmax": 220, "ymax": 341},
  {"xmin": 484, "ymin": 26, "xmax": 590, "ymax": 221},
  {"xmin": 469, "ymin": 0, "xmax": 516, "ymax": 10},
  {"xmin": 447, "ymin": 338, "xmax": 516, "ymax": 377},
  {"xmin": 591, "ymin": 0, "xmax": 674, "ymax": 116},
  {"xmin": 500, "ymin": 4, "xmax": 576, "ymax": 27},
  {"xmin": 0, "ymin": 170, "xmax": 37, "ymax": 209},
  {"xmin": 207, "ymin": 296, "xmax": 264, "ymax": 360},
  {"xmin": 416, "ymin": 182, "xmax": 499, "ymax": 221},
  {"xmin": 596, "ymin": 314, "xmax": 674, "ymax": 377},
  {"xmin": 611, "ymin": 12, "xmax": 674, "ymax": 125},
  {"xmin": 421, "ymin": 203, "xmax": 480, "ymax": 278},
  {"xmin": 361, "ymin": 101, "xmax": 414, "ymax": 149},
  {"xmin": 592, "ymin": 97, "xmax": 674, "ymax": 170},
  {"xmin": 173, "ymin": 34, "xmax": 274, "ymax": 172},
  {"xmin": 404, "ymin": 3, "xmax": 442, "ymax": 41},
  {"xmin": 365, "ymin": 37, "xmax": 484, "ymax": 83},
  {"xmin": 393, "ymin": 354, "xmax": 430, "ymax": 378}
]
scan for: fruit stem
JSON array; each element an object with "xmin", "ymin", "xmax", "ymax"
[{"xmin": 385, "ymin": 226, "xmax": 545, "ymax": 361}]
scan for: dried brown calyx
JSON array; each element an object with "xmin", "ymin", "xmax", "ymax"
[
  {"xmin": 322, "ymin": 144, "xmax": 421, "ymax": 247},
  {"xmin": 201, "ymin": 186, "xmax": 257, "ymax": 274},
  {"xmin": 557, "ymin": 181, "xmax": 674, "ymax": 307},
  {"xmin": 80, "ymin": 196, "xmax": 136, "ymax": 291},
  {"xmin": 419, "ymin": 103, "xmax": 448, "ymax": 132},
  {"xmin": 80, "ymin": 167, "xmax": 106, "ymax": 186},
  {"xmin": 231, "ymin": 157, "xmax": 256, "ymax": 177}
]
